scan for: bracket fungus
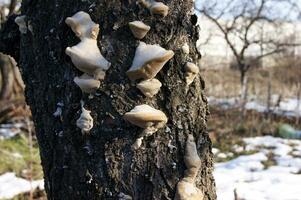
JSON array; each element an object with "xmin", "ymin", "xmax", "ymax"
[
  {"xmin": 175, "ymin": 134, "xmax": 203, "ymax": 200},
  {"xmin": 74, "ymin": 74, "xmax": 100, "ymax": 93},
  {"xmin": 65, "ymin": 11, "xmax": 99, "ymax": 40},
  {"xmin": 76, "ymin": 101, "xmax": 94, "ymax": 134},
  {"xmin": 140, "ymin": 0, "xmax": 169, "ymax": 17},
  {"xmin": 15, "ymin": 15, "xmax": 27, "ymax": 34},
  {"xmin": 185, "ymin": 62, "xmax": 199, "ymax": 86},
  {"xmin": 137, "ymin": 78, "xmax": 162, "ymax": 98},
  {"xmin": 124, "ymin": 104, "xmax": 168, "ymax": 149},
  {"xmin": 65, "ymin": 11, "xmax": 111, "ymax": 80},
  {"xmin": 181, "ymin": 43, "xmax": 190, "ymax": 55},
  {"xmin": 129, "ymin": 21, "xmax": 150, "ymax": 39},
  {"xmin": 127, "ymin": 42, "xmax": 174, "ymax": 81}
]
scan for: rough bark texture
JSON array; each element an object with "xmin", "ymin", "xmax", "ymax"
[{"xmin": 5, "ymin": 0, "xmax": 216, "ymax": 199}]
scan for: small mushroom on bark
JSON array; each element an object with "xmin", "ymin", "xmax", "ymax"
[
  {"xmin": 127, "ymin": 42, "xmax": 174, "ymax": 81},
  {"xmin": 140, "ymin": 0, "xmax": 169, "ymax": 17},
  {"xmin": 181, "ymin": 43, "xmax": 190, "ymax": 55},
  {"xmin": 76, "ymin": 101, "xmax": 94, "ymax": 134},
  {"xmin": 15, "ymin": 15, "xmax": 27, "ymax": 34},
  {"xmin": 185, "ymin": 62, "xmax": 199, "ymax": 86},
  {"xmin": 65, "ymin": 11, "xmax": 111, "ymax": 80},
  {"xmin": 65, "ymin": 11, "xmax": 99, "ymax": 40},
  {"xmin": 175, "ymin": 134, "xmax": 204, "ymax": 200},
  {"xmin": 129, "ymin": 21, "xmax": 151, "ymax": 39},
  {"xmin": 137, "ymin": 78, "xmax": 162, "ymax": 98},
  {"xmin": 124, "ymin": 104, "xmax": 167, "ymax": 149},
  {"xmin": 74, "ymin": 74, "xmax": 101, "ymax": 93}
]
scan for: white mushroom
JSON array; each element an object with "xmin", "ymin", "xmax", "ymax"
[
  {"xmin": 140, "ymin": 0, "xmax": 169, "ymax": 17},
  {"xmin": 181, "ymin": 43, "xmax": 190, "ymax": 55},
  {"xmin": 137, "ymin": 78, "xmax": 162, "ymax": 98},
  {"xmin": 129, "ymin": 21, "xmax": 151, "ymax": 39},
  {"xmin": 76, "ymin": 101, "xmax": 94, "ymax": 134},
  {"xmin": 74, "ymin": 74, "xmax": 101, "ymax": 93},
  {"xmin": 65, "ymin": 11, "xmax": 111, "ymax": 80},
  {"xmin": 127, "ymin": 42, "xmax": 174, "ymax": 81},
  {"xmin": 175, "ymin": 134, "xmax": 203, "ymax": 200},
  {"xmin": 65, "ymin": 38, "xmax": 111, "ymax": 80},
  {"xmin": 124, "ymin": 104, "xmax": 168, "ymax": 149},
  {"xmin": 175, "ymin": 180, "xmax": 204, "ymax": 200},
  {"xmin": 185, "ymin": 62, "xmax": 199, "ymax": 86},
  {"xmin": 65, "ymin": 11, "xmax": 99, "ymax": 40},
  {"xmin": 15, "ymin": 15, "xmax": 27, "ymax": 34}
]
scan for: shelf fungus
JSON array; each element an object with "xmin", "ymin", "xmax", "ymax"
[
  {"xmin": 74, "ymin": 74, "xmax": 100, "ymax": 93},
  {"xmin": 181, "ymin": 43, "xmax": 190, "ymax": 55},
  {"xmin": 65, "ymin": 11, "xmax": 99, "ymax": 40},
  {"xmin": 65, "ymin": 11, "xmax": 111, "ymax": 80},
  {"xmin": 76, "ymin": 101, "xmax": 94, "ymax": 134},
  {"xmin": 15, "ymin": 15, "xmax": 27, "ymax": 34},
  {"xmin": 175, "ymin": 134, "xmax": 204, "ymax": 200},
  {"xmin": 127, "ymin": 42, "xmax": 174, "ymax": 81},
  {"xmin": 185, "ymin": 62, "xmax": 199, "ymax": 86},
  {"xmin": 137, "ymin": 78, "xmax": 162, "ymax": 98},
  {"xmin": 140, "ymin": 0, "xmax": 169, "ymax": 17},
  {"xmin": 124, "ymin": 104, "xmax": 167, "ymax": 149},
  {"xmin": 129, "ymin": 21, "xmax": 150, "ymax": 39}
]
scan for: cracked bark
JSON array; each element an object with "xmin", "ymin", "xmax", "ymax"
[{"xmin": 1, "ymin": 0, "xmax": 216, "ymax": 199}]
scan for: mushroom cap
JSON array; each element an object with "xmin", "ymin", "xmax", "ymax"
[
  {"xmin": 76, "ymin": 106, "xmax": 94, "ymax": 134},
  {"xmin": 137, "ymin": 79, "xmax": 162, "ymax": 98},
  {"xmin": 124, "ymin": 104, "xmax": 167, "ymax": 129},
  {"xmin": 127, "ymin": 42, "xmax": 174, "ymax": 81},
  {"xmin": 185, "ymin": 62, "xmax": 199, "ymax": 74},
  {"xmin": 175, "ymin": 180, "xmax": 204, "ymax": 200},
  {"xmin": 184, "ymin": 134, "xmax": 201, "ymax": 169},
  {"xmin": 129, "ymin": 21, "xmax": 151, "ymax": 39},
  {"xmin": 74, "ymin": 74, "xmax": 101, "ymax": 93},
  {"xmin": 15, "ymin": 15, "xmax": 27, "ymax": 34},
  {"xmin": 150, "ymin": 2, "xmax": 169, "ymax": 17},
  {"xmin": 65, "ymin": 11, "xmax": 99, "ymax": 39},
  {"xmin": 65, "ymin": 38, "xmax": 111, "ymax": 79}
]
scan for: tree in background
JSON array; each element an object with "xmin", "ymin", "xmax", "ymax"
[
  {"xmin": 196, "ymin": 0, "xmax": 300, "ymax": 105},
  {"xmin": 0, "ymin": 0, "xmax": 216, "ymax": 199}
]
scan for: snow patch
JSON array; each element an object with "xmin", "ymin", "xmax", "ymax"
[{"xmin": 0, "ymin": 173, "xmax": 44, "ymax": 199}]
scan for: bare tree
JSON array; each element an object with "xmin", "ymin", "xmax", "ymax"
[
  {"xmin": 0, "ymin": 0, "xmax": 216, "ymax": 199},
  {"xmin": 196, "ymin": 0, "xmax": 300, "ymax": 91}
]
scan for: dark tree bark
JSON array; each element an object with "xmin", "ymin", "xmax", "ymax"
[{"xmin": 2, "ymin": 0, "xmax": 216, "ymax": 199}]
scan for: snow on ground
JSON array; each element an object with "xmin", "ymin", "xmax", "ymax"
[
  {"xmin": 0, "ymin": 173, "xmax": 44, "ymax": 199},
  {"xmin": 214, "ymin": 136, "xmax": 301, "ymax": 200},
  {"xmin": 208, "ymin": 97, "xmax": 301, "ymax": 118}
]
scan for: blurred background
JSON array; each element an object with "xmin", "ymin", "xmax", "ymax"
[{"xmin": 0, "ymin": 0, "xmax": 301, "ymax": 199}]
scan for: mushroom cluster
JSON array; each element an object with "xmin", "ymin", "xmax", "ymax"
[
  {"xmin": 175, "ymin": 134, "xmax": 204, "ymax": 200},
  {"xmin": 65, "ymin": 11, "xmax": 111, "ymax": 94},
  {"xmin": 127, "ymin": 42, "xmax": 174, "ymax": 97}
]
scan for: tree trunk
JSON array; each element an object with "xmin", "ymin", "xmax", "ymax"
[{"xmin": 5, "ymin": 0, "xmax": 216, "ymax": 199}]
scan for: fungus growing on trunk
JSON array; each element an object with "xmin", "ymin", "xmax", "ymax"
[
  {"xmin": 65, "ymin": 11, "xmax": 99, "ymax": 40},
  {"xmin": 181, "ymin": 43, "xmax": 190, "ymax": 55},
  {"xmin": 175, "ymin": 134, "xmax": 204, "ymax": 200},
  {"xmin": 185, "ymin": 62, "xmax": 199, "ymax": 86},
  {"xmin": 129, "ymin": 21, "xmax": 150, "ymax": 39},
  {"xmin": 74, "ymin": 74, "xmax": 100, "ymax": 93},
  {"xmin": 127, "ymin": 42, "xmax": 174, "ymax": 81},
  {"xmin": 15, "ymin": 15, "xmax": 27, "ymax": 34},
  {"xmin": 65, "ymin": 11, "xmax": 111, "ymax": 80},
  {"xmin": 124, "ymin": 104, "xmax": 167, "ymax": 149},
  {"xmin": 136, "ymin": 78, "xmax": 162, "ymax": 98},
  {"xmin": 76, "ymin": 101, "xmax": 94, "ymax": 134},
  {"xmin": 140, "ymin": 0, "xmax": 169, "ymax": 17}
]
